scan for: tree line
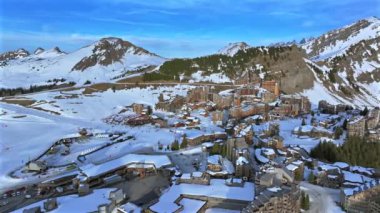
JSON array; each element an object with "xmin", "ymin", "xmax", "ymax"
[
  {"xmin": 0, "ymin": 81, "xmax": 75, "ymax": 97},
  {"xmin": 310, "ymin": 136, "xmax": 380, "ymax": 168}
]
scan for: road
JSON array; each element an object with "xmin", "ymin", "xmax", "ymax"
[{"xmin": 300, "ymin": 181, "xmax": 344, "ymax": 213}]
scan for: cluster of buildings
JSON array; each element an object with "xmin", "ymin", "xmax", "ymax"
[
  {"xmin": 347, "ymin": 108, "xmax": 380, "ymax": 141},
  {"xmin": 8, "ymin": 80, "xmax": 380, "ymax": 213}
]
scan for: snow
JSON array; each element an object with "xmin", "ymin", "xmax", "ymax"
[
  {"xmin": 343, "ymin": 179, "xmax": 380, "ymax": 196},
  {"xmin": 205, "ymin": 208, "xmax": 240, "ymax": 213},
  {"xmin": 300, "ymin": 181, "xmax": 344, "ymax": 213},
  {"xmin": 342, "ymin": 170, "xmax": 372, "ymax": 184},
  {"xmin": 14, "ymin": 188, "xmax": 115, "ymax": 213},
  {"xmin": 150, "ymin": 179, "xmax": 255, "ymax": 212},
  {"xmin": 286, "ymin": 164, "xmax": 299, "ymax": 171},
  {"xmin": 255, "ymin": 148, "xmax": 269, "ymax": 163},
  {"xmin": 179, "ymin": 198, "xmax": 206, "ymax": 213},
  {"xmin": 208, "ymin": 155, "xmax": 221, "ymax": 165},
  {"xmin": 302, "ymin": 17, "xmax": 380, "ymax": 61},
  {"xmin": 236, "ymin": 156, "xmax": 249, "ymax": 165},
  {"xmin": 217, "ymin": 42, "xmax": 250, "ymax": 56},
  {"xmin": 0, "ymin": 40, "xmax": 166, "ymax": 88},
  {"xmin": 267, "ymin": 186, "xmax": 282, "ymax": 192},
  {"xmin": 190, "ymin": 71, "xmax": 232, "ymax": 83},
  {"xmin": 80, "ymin": 154, "xmax": 171, "ymax": 177},
  {"xmin": 262, "ymin": 148, "xmax": 275, "ymax": 156},
  {"xmin": 333, "ymin": 162, "xmax": 349, "ymax": 169},
  {"xmin": 350, "ymin": 166, "xmax": 374, "ymax": 176}
]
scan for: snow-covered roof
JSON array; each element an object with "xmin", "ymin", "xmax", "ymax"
[
  {"xmin": 81, "ymin": 154, "xmax": 171, "ymax": 177},
  {"xmin": 192, "ymin": 171, "xmax": 203, "ymax": 178},
  {"xmin": 208, "ymin": 155, "xmax": 221, "ymax": 165},
  {"xmin": 342, "ymin": 170, "xmax": 367, "ymax": 184},
  {"xmin": 179, "ymin": 198, "xmax": 206, "ymax": 213},
  {"xmin": 267, "ymin": 186, "xmax": 282, "ymax": 192},
  {"xmin": 255, "ymin": 148, "xmax": 269, "ymax": 163},
  {"xmin": 262, "ymin": 148, "xmax": 275, "ymax": 156},
  {"xmin": 236, "ymin": 156, "xmax": 249, "ymax": 165},
  {"xmin": 343, "ymin": 180, "xmax": 380, "ymax": 196},
  {"xmin": 319, "ymin": 164, "xmax": 340, "ymax": 172},
  {"xmin": 333, "ymin": 162, "xmax": 349, "ymax": 169},
  {"xmin": 16, "ymin": 188, "xmax": 115, "ymax": 213},
  {"xmin": 291, "ymin": 160, "xmax": 304, "ymax": 166},
  {"xmin": 286, "ymin": 164, "xmax": 299, "ymax": 171},
  {"xmin": 149, "ymin": 179, "xmax": 255, "ymax": 212}
]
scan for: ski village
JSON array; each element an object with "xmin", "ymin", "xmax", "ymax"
[
  {"xmin": 0, "ymin": 15, "xmax": 380, "ymax": 213},
  {"xmin": 1, "ymin": 78, "xmax": 379, "ymax": 212}
]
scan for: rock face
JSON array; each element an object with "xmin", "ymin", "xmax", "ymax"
[
  {"xmin": 0, "ymin": 48, "xmax": 30, "ymax": 61},
  {"xmin": 0, "ymin": 37, "xmax": 165, "ymax": 88},
  {"xmin": 72, "ymin": 37, "xmax": 160, "ymax": 71},
  {"xmin": 298, "ymin": 17, "xmax": 380, "ymax": 106},
  {"xmin": 218, "ymin": 42, "xmax": 251, "ymax": 56},
  {"xmin": 301, "ymin": 17, "xmax": 380, "ymax": 61}
]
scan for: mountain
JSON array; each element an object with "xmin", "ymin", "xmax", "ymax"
[
  {"xmin": 218, "ymin": 42, "xmax": 250, "ymax": 56},
  {"xmin": 298, "ymin": 17, "xmax": 380, "ymax": 106},
  {"xmin": 0, "ymin": 37, "xmax": 165, "ymax": 88},
  {"xmin": 0, "ymin": 48, "xmax": 30, "ymax": 62},
  {"xmin": 33, "ymin": 47, "xmax": 45, "ymax": 55},
  {"xmin": 144, "ymin": 17, "xmax": 379, "ymax": 106},
  {"xmin": 0, "ymin": 17, "xmax": 379, "ymax": 106},
  {"xmin": 301, "ymin": 16, "xmax": 380, "ymax": 61},
  {"xmin": 72, "ymin": 37, "xmax": 162, "ymax": 71}
]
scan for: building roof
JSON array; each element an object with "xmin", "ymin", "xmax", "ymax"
[{"xmin": 80, "ymin": 154, "xmax": 171, "ymax": 177}]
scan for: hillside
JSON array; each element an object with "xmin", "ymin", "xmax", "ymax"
[
  {"xmin": 299, "ymin": 17, "xmax": 380, "ymax": 106},
  {"xmin": 0, "ymin": 38, "xmax": 165, "ymax": 89}
]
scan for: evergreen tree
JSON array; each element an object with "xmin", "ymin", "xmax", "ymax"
[
  {"xmin": 147, "ymin": 106, "xmax": 153, "ymax": 115},
  {"xmin": 294, "ymin": 169, "xmax": 303, "ymax": 181},
  {"xmin": 171, "ymin": 140, "xmax": 179, "ymax": 151},
  {"xmin": 308, "ymin": 172, "xmax": 315, "ymax": 184},
  {"xmin": 301, "ymin": 118, "xmax": 306, "ymax": 126},
  {"xmin": 180, "ymin": 135, "xmax": 188, "ymax": 149},
  {"xmin": 342, "ymin": 119, "xmax": 348, "ymax": 130},
  {"xmin": 360, "ymin": 107, "xmax": 369, "ymax": 116}
]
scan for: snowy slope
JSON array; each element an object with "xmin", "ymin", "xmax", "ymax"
[
  {"xmin": 302, "ymin": 17, "xmax": 380, "ymax": 61},
  {"xmin": 217, "ymin": 42, "xmax": 250, "ymax": 56},
  {"xmin": 0, "ymin": 38, "xmax": 166, "ymax": 89}
]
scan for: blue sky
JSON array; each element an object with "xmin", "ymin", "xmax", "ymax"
[{"xmin": 0, "ymin": 0, "xmax": 379, "ymax": 57}]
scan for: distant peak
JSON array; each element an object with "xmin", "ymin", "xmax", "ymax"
[
  {"xmin": 16, "ymin": 48, "xmax": 29, "ymax": 54},
  {"xmin": 52, "ymin": 46, "xmax": 63, "ymax": 53},
  {"xmin": 34, "ymin": 47, "xmax": 45, "ymax": 55},
  {"xmin": 363, "ymin": 16, "xmax": 380, "ymax": 23},
  {"xmin": 218, "ymin": 42, "xmax": 251, "ymax": 56}
]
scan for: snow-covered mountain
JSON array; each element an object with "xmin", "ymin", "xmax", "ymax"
[
  {"xmin": 0, "ymin": 37, "xmax": 166, "ymax": 88},
  {"xmin": 296, "ymin": 17, "xmax": 380, "ymax": 107},
  {"xmin": 301, "ymin": 16, "xmax": 380, "ymax": 61},
  {"xmin": 218, "ymin": 42, "xmax": 251, "ymax": 56},
  {"xmin": 0, "ymin": 48, "xmax": 30, "ymax": 62}
]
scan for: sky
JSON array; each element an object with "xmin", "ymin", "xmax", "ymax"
[{"xmin": 0, "ymin": 0, "xmax": 379, "ymax": 58}]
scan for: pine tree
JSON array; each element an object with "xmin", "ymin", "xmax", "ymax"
[
  {"xmin": 171, "ymin": 140, "xmax": 179, "ymax": 151},
  {"xmin": 301, "ymin": 118, "xmax": 306, "ymax": 126},
  {"xmin": 308, "ymin": 172, "xmax": 315, "ymax": 184},
  {"xmin": 180, "ymin": 135, "xmax": 188, "ymax": 149}
]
